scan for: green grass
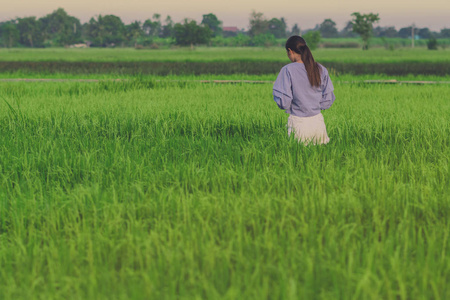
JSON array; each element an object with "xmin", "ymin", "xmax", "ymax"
[
  {"xmin": 1, "ymin": 71, "xmax": 450, "ymax": 82},
  {"xmin": 1, "ymin": 47, "xmax": 449, "ymax": 63},
  {"xmin": 0, "ymin": 80, "xmax": 449, "ymax": 299},
  {"xmin": 320, "ymin": 37, "xmax": 450, "ymax": 47}
]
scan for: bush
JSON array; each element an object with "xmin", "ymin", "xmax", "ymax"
[
  {"xmin": 251, "ymin": 33, "xmax": 277, "ymax": 47},
  {"xmin": 302, "ymin": 31, "xmax": 321, "ymax": 50},
  {"xmin": 233, "ymin": 34, "xmax": 251, "ymax": 47},
  {"xmin": 427, "ymin": 37, "xmax": 438, "ymax": 50},
  {"xmin": 173, "ymin": 20, "xmax": 211, "ymax": 46}
]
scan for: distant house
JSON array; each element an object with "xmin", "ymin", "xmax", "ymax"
[
  {"xmin": 223, "ymin": 26, "xmax": 240, "ymax": 37},
  {"xmin": 223, "ymin": 26, "xmax": 239, "ymax": 33}
]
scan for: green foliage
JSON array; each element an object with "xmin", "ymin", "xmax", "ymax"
[
  {"xmin": 427, "ymin": 37, "xmax": 438, "ymax": 50},
  {"xmin": 234, "ymin": 34, "xmax": 252, "ymax": 46},
  {"xmin": 39, "ymin": 8, "xmax": 82, "ymax": 46},
  {"xmin": 268, "ymin": 18, "xmax": 287, "ymax": 38},
  {"xmin": 173, "ymin": 19, "xmax": 212, "ymax": 46},
  {"xmin": 319, "ymin": 19, "xmax": 338, "ymax": 38},
  {"xmin": 248, "ymin": 11, "xmax": 269, "ymax": 37},
  {"xmin": 303, "ymin": 31, "xmax": 321, "ymax": 50},
  {"xmin": 441, "ymin": 28, "xmax": 450, "ymax": 38},
  {"xmin": 252, "ymin": 33, "xmax": 277, "ymax": 47},
  {"xmin": 373, "ymin": 26, "xmax": 398, "ymax": 38},
  {"xmin": 210, "ymin": 34, "xmax": 253, "ymax": 47},
  {"xmin": 84, "ymin": 15, "xmax": 126, "ymax": 47},
  {"xmin": 125, "ymin": 21, "xmax": 144, "ymax": 47},
  {"xmin": 340, "ymin": 21, "xmax": 358, "ymax": 38},
  {"xmin": 201, "ymin": 13, "xmax": 222, "ymax": 37},
  {"xmin": 418, "ymin": 27, "xmax": 432, "ymax": 39},
  {"xmin": 0, "ymin": 8, "xmax": 82, "ymax": 48},
  {"xmin": 17, "ymin": 17, "xmax": 43, "ymax": 48},
  {"xmin": 351, "ymin": 12, "xmax": 380, "ymax": 50},
  {"xmin": 143, "ymin": 14, "xmax": 162, "ymax": 38},
  {"xmin": 0, "ymin": 80, "xmax": 449, "ymax": 299},
  {"xmin": 0, "ymin": 21, "xmax": 20, "ymax": 48},
  {"xmin": 290, "ymin": 24, "xmax": 300, "ymax": 36},
  {"xmin": 160, "ymin": 16, "xmax": 174, "ymax": 38}
]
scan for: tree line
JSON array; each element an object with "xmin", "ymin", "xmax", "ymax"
[{"xmin": 1, "ymin": 8, "xmax": 449, "ymax": 48}]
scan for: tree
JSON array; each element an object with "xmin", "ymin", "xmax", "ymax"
[
  {"xmin": 319, "ymin": 19, "xmax": 338, "ymax": 38},
  {"xmin": 373, "ymin": 26, "xmax": 398, "ymax": 38},
  {"xmin": 290, "ymin": 24, "xmax": 300, "ymax": 36},
  {"xmin": 418, "ymin": 27, "xmax": 431, "ymax": 39},
  {"xmin": 201, "ymin": 13, "xmax": 222, "ymax": 37},
  {"xmin": 381, "ymin": 27, "xmax": 398, "ymax": 38},
  {"xmin": 302, "ymin": 31, "xmax": 321, "ymax": 50},
  {"xmin": 161, "ymin": 16, "xmax": 174, "ymax": 38},
  {"xmin": 248, "ymin": 11, "xmax": 269, "ymax": 37},
  {"xmin": 268, "ymin": 18, "xmax": 287, "ymax": 38},
  {"xmin": 0, "ymin": 21, "xmax": 19, "ymax": 47},
  {"xmin": 125, "ymin": 21, "xmax": 143, "ymax": 47},
  {"xmin": 173, "ymin": 19, "xmax": 211, "ymax": 46},
  {"xmin": 427, "ymin": 37, "xmax": 438, "ymax": 50},
  {"xmin": 398, "ymin": 27, "xmax": 413, "ymax": 39},
  {"xmin": 351, "ymin": 12, "xmax": 380, "ymax": 50},
  {"xmin": 152, "ymin": 14, "xmax": 161, "ymax": 36},
  {"xmin": 441, "ymin": 28, "xmax": 450, "ymax": 38},
  {"xmin": 17, "ymin": 17, "xmax": 43, "ymax": 47},
  {"xmin": 84, "ymin": 15, "xmax": 125, "ymax": 47},
  {"xmin": 143, "ymin": 14, "xmax": 161, "ymax": 37},
  {"xmin": 340, "ymin": 21, "xmax": 358, "ymax": 37},
  {"xmin": 39, "ymin": 8, "xmax": 82, "ymax": 46}
]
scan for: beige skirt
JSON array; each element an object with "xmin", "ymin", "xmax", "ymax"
[{"xmin": 287, "ymin": 113, "xmax": 330, "ymax": 145}]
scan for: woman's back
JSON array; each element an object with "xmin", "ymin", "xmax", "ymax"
[{"xmin": 273, "ymin": 62, "xmax": 335, "ymax": 118}]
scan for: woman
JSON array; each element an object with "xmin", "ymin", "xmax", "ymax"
[{"xmin": 273, "ymin": 35, "xmax": 335, "ymax": 145}]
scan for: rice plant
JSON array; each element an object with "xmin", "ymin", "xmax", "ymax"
[{"xmin": 0, "ymin": 80, "xmax": 449, "ymax": 299}]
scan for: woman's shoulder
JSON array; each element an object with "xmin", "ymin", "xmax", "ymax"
[
  {"xmin": 282, "ymin": 63, "xmax": 305, "ymax": 73},
  {"xmin": 278, "ymin": 63, "xmax": 296, "ymax": 75},
  {"xmin": 285, "ymin": 62, "xmax": 305, "ymax": 68},
  {"xmin": 316, "ymin": 62, "xmax": 326, "ymax": 70}
]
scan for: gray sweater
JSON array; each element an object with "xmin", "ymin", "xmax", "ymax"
[{"xmin": 273, "ymin": 62, "xmax": 336, "ymax": 117}]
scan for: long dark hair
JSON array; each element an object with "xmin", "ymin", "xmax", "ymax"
[{"xmin": 285, "ymin": 35, "xmax": 321, "ymax": 87}]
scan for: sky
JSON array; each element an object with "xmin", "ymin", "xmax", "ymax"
[{"xmin": 1, "ymin": 0, "xmax": 449, "ymax": 31}]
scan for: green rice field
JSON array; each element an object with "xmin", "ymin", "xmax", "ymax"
[
  {"xmin": 2, "ymin": 48, "xmax": 450, "ymax": 76},
  {"xmin": 1, "ymin": 47, "xmax": 449, "ymax": 63},
  {"xmin": 0, "ymin": 48, "xmax": 449, "ymax": 299}
]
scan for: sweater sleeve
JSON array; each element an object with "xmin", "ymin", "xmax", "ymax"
[
  {"xmin": 320, "ymin": 69, "xmax": 336, "ymax": 110},
  {"xmin": 273, "ymin": 67, "xmax": 293, "ymax": 111}
]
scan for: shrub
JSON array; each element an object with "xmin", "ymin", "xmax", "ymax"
[
  {"xmin": 427, "ymin": 37, "xmax": 438, "ymax": 50},
  {"xmin": 233, "ymin": 34, "xmax": 251, "ymax": 47},
  {"xmin": 252, "ymin": 33, "xmax": 277, "ymax": 47},
  {"xmin": 302, "ymin": 31, "xmax": 321, "ymax": 50}
]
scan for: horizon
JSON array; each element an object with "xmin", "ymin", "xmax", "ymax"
[{"xmin": 1, "ymin": 0, "xmax": 449, "ymax": 31}]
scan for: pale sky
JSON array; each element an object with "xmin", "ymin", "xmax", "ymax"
[{"xmin": 1, "ymin": 0, "xmax": 449, "ymax": 31}]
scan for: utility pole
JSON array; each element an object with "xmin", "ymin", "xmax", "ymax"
[
  {"xmin": 74, "ymin": 23, "xmax": 77, "ymax": 34},
  {"xmin": 411, "ymin": 23, "xmax": 415, "ymax": 48}
]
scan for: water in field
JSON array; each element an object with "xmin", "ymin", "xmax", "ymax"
[{"xmin": 0, "ymin": 77, "xmax": 449, "ymax": 299}]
